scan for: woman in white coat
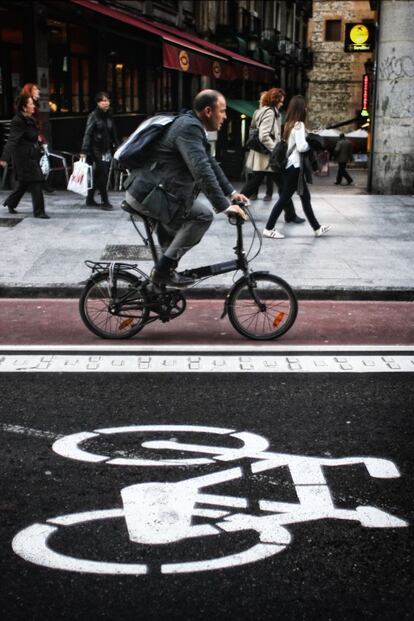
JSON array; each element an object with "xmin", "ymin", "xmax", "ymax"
[{"xmin": 241, "ymin": 88, "xmax": 303, "ymax": 223}]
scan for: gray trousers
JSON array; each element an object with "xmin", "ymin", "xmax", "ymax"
[{"xmin": 126, "ymin": 192, "xmax": 214, "ymax": 262}]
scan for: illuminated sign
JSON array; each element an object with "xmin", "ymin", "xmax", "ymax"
[
  {"xmin": 345, "ymin": 23, "xmax": 375, "ymax": 52},
  {"xmin": 361, "ymin": 73, "xmax": 370, "ymax": 113}
]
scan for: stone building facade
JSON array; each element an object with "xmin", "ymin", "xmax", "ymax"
[
  {"xmin": 306, "ymin": 0, "xmax": 375, "ymax": 130},
  {"xmin": 371, "ymin": 0, "xmax": 414, "ymax": 194}
]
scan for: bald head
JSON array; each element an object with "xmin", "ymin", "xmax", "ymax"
[
  {"xmin": 193, "ymin": 89, "xmax": 227, "ymax": 132},
  {"xmin": 193, "ymin": 90, "xmax": 222, "ymax": 113}
]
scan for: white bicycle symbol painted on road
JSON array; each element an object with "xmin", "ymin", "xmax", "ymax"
[{"xmin": 12, "ymin": 425, "xmax": 408, "ymax": 575}]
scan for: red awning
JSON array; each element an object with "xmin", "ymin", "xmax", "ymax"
[
  {"xmin": 70, "ymin": 0, "xmax": 274, "ymax": 82},
  {"xmin": 140, "ymin": 15, "xmax": 274, "ymax": 74}
]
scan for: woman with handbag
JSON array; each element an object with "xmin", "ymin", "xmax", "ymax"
[
  {"xmin": 241, "ymin": 88, "xmax": 302, "ymax": 223},
  {"xmin": 21, "ymin": 82, "xmax": 54, "ymax": 194},
  {"xmin": 263, "ymin": 95, "xmax": 330, "ymax": 240},
  {"xmin": 0, "ymin": 93, "xmax": 50, "ymax": 218}
]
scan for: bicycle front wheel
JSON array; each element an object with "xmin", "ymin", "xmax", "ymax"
[
  {"xmin": 227, "ymin": 273, "xmax": 298, "ymax": 340},
  {"xmin": 79, "ymin": 271, "xmax": 149, "ymax": 339}
]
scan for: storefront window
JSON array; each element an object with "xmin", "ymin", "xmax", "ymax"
[
  {"xmin": 154, "ymin": 68, "xmax": 176, "ymax": 112},
  {"xmin": 48, "ymin": 20, "xmax": 90, "ymax": 114},
  {"xmin": 0, "ymin": 15, "xmax": 24, "ymax": 117},
  {"xmin": 107, "ymin": 62, "xmax": 140, "ymax": 113}
]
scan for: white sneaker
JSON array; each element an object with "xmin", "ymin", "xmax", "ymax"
[
  {"xmin": 263, "ymin": 228, "xmax": 285, "ymax": 239},
  {"xmin": 315, "ymin": 225, "xmax": 331, "ymax": 237}
]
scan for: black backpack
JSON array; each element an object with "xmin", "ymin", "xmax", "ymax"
[{"xmin": 269, "ymin": 140, "xmax": 293, "ymax": 173}]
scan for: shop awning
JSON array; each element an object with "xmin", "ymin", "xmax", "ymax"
[
  {"xmin": 71, "ymin": 0, "xmax": 228, "ymax": 80},
  {"xmin": 142, "ymin": 15, "xmax": 274, "ymax": 81},
  {"xmin": 70, "ymin": 0, "xmax": 274, "ymax": 82},
  {"xmin": 227, "ymin": 100, "xmax": 258, "ymax": 118}
]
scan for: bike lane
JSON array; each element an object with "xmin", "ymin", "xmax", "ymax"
[
  {"xmin": 0, "ymin": 298, "xmax": 413, "ymax": 345},
  {"xmin": 0, "ymin": 351, "xmax": 413, "ymax": 621}
]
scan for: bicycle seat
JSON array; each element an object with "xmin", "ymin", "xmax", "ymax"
[{"xmin": 121, "ymin": 200, "xmax": 144, "ymax": 216}]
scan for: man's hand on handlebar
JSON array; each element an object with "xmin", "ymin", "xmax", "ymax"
[
  {"xmin": 225, "ymin": 192, "xmax": 249, "ymax": 221},
  {"xmin": 231, "ymin": 192, "xmax": 249, "ymax": 205}
]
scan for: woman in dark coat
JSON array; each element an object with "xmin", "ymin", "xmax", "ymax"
[
  {"xmin": 0, "ymin": 93, "xmax": 49, "ymax": 218},
  {"xmin": 80, "ymin": 91, "xmax": 118, "ymax": 210}
]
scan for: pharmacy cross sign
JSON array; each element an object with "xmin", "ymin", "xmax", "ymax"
[{"xmin": 12, "ymin": 425, "xmax": 408, "ymax": 575}]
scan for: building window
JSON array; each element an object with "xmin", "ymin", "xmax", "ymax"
[
  {"xmin": 48, "ymin": 20, "xmax": 91, "ymax": 115},
  {"xmin": 325, "ymin": 20, "xmax": 342, "ymax": 42},
  {"xmin": 107, "ymin": 63, "xmax": 140, "ymax": 114},
  {"xmin": 154, "ymin": 68, "xmax": 174, "ymax": 112}
]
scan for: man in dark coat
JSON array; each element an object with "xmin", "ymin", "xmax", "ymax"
[
  {"xmin": 0, "ymin": 93, "xmax": 49, "ymax": 218},
  {"xmin": 124, "ymin": 89, "xmax": 248, "ymax": 288},
  {"xmin": 80, "ymin": 92, "xmax": 118, "ymax": 210},
  {"xmin": 334, "ymin": 133, "xmax": 354, "ymax": 185}
]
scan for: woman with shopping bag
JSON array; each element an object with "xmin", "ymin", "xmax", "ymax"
[
  {"xmin": 80, "ymin": 92, "xmax": 118, "ymax": 210},
  {"xmin": 0, "ymin": 93, "xmax": 50, "ymax": 219}
]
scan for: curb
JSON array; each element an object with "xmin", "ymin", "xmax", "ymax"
[{"xmin": 1, "ymin": 285, "xmax": 413, "ymax": 301}]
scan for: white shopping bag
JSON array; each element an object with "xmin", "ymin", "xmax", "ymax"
[
  {"xmin": 39, "ymin": 144, "xmax": 50, "ymax": 178},
  {"xmin": 67, "ymin": 160, "xmax": 93, "ymax": 196}
]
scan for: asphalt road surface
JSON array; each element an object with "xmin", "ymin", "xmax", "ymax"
[{"xmin": 1, "ymin": 349, "xmax": 413, "ymax": 621}]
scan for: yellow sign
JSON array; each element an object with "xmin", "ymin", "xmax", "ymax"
[
  {"xmin": 350, "ymin": 24, "xmax": 369, "ymax": 45},
  {"xmin": 345, "ymin": 22, "xmax": 375, "ymax": 53}
]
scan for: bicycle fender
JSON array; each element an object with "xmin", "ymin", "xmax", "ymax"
[{"xmin": 221, "ymin": 271, "xmax": 270, "ymax": 318}]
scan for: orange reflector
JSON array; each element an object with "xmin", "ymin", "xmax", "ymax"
[
  {"xmin": 273, "ymin": 311, "xmax": 285, "ymax": 327},
  {"xmin": 119, "ymin": 318, "xmax": 134, "ymax": 330}
]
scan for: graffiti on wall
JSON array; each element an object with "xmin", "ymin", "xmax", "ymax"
[{"xmin": 379, "ymin": 54, "xmax": 414, "ymax": 89}]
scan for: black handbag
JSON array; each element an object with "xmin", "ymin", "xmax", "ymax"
[
  {"xmin": 245, "ymin": 108, "xmax": 276, "ymax": 155},
  {"xmin": 306, "ymin": 133, "xmax": 325, "ymax": 152},
  {"xmin": 142, "ymin": 183, "xmax": 181, "ymax": 224}
]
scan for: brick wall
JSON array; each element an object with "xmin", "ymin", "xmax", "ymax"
[{"xmin": 306, "ymin": 0, "xmax": 375, "ymax": 130}]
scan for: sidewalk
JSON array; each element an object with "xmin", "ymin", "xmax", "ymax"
[{"xmin": 0, "ymin": 167, "xmax": 413, "ymax": 299}]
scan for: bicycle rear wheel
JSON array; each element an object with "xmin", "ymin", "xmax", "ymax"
[
  {"xmin": 227, "ymin": 272, "xmax": 298, "ymax": 340},
  {"xmin": 79, "ymin": 271, "xmax": 149, "ymax": 339}
]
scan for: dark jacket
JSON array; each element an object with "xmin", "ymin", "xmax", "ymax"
[
  {"xmin": 334, "ymin": 138, "xmax": 353, "ymax": 163},
  {"xmin": 124, "ymin": 111, "xmax": 234, "ymax": 218},
  {"xmin": 81, "ymin": 107, "xmax": 118, "ymax": 161},
  {"xmin": 296, "ymin": 133, "xmax": 324, "ymax": 195},
  {"xmin": 1, "ymin": 112, "xmax": 43, "ymax": 182}
]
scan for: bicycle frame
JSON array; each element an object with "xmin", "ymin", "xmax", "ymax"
[{"xmin": 85, "ymin": 210, "xmax": 254, "ymax": 288}]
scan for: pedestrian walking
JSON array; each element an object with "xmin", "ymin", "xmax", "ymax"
[
  {"xmin": 21, "ymin": 82, "xmax": 54, "ymax": 193},
  {"xmin": 80, "ymin": 92, "xmax": 119, "ymax": 210},
  {"xmin": 242, "ymin": 88, "xmax": 303, "ymax": 223},
  {"xmin": 263, "ymin": 95, "xmax": 330, "ymax": 239},
  {"xmin": 0, "ymin": 93, "xmax": 50, "ymax": 218},
  {"xmin": 334, "ymin": 133, "xmax": 354, "ymax": 185},
  {"xmin": 248, "ymin": 173, "xmax": 274, "ymax": 201}
]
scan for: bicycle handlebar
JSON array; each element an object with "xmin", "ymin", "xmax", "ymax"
[{"xmin": 227, "ymin": 200, "xmax": 249, "ymax": 225}]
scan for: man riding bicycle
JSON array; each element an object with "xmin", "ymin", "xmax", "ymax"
[{"xmin": 124, "ymin": 89, "xmax": 248, "ymax": 288}]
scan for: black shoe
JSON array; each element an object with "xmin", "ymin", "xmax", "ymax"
[
  {"xmin": 35, "ymin": 213, "xmax": 50, "ymax": 219},
  {"xmin": 152, "ymin": 269, "xmax": 195, "ymax": 289},
  {"xmin": 44, "ymin": 187, "xmax": 55, "ymax": 195},
  {"xmin": 86, "ymin": 199, "xmax": 99, "ymax": 207},
  {"xmin": 263, "ymin": 195, "xmax": 273, "ymax": 202},
  {"xmin": 334, "ymin": 182, "xmax": 341, "ymax": 185},
  {"xmin": 285, "ymin": 216, "xmax": 305, "ymax": 224},
  {"xmin": 5, "ymin": 205, "xmax": 18, "ymax": 214},
  {"xmin": 250, "ymin": 194, "xmax": 258, "ymax": 200},
  {"xmin": 347, "ymin": 180, "xmax": 354, "ymax": 185},
  {"xmin": 101, "ymin": 203, "xmax": 114, "ymax": 211}
]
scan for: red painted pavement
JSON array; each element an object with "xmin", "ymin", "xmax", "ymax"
[{"xmin": 0, "ymin": 299, "xmax": 413, "ymax": 346}]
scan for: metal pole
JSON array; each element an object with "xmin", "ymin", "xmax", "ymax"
[{"xmin": 367, "ymin": 0, "xmax": 381, "ymax": 194}]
